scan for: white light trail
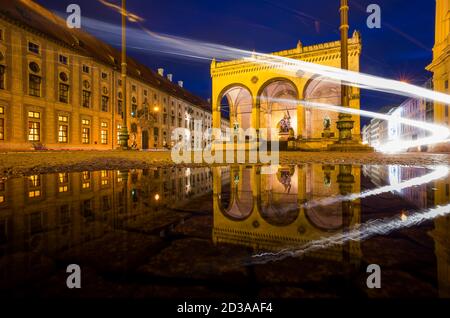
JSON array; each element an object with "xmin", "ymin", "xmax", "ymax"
[
  {"xmin": 83, "ymin": 11, "xmax": 450, "ymax": 106},
  {"xmin": 250, "ymin": 202, "xmax": 450, "ymax": 265},
  {"xmin": 266, "ymin": 97, "xmax": 450, "ymax": 153}
]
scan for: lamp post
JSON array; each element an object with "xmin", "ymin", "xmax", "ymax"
[{"xmin": 118, "ymin": 0, "xmax": 129, "ymax": 150}]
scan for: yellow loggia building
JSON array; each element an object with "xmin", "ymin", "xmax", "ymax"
[{"xmin": 211, "ymin": 32, "xmax": 362, "ymax": 151}]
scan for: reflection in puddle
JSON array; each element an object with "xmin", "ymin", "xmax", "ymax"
[{"xmin": 0, "ymin": 164, "xmax": 450, "ymax": 298}]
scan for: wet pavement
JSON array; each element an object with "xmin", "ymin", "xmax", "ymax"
[{"xmin": 0, "ymin": 164, "xmax": 449, "ymax": 298}]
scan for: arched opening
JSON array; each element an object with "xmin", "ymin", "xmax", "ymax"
[
  {"xmin": 303, "ymin": 77, "xmax": 340, "ymax": 139},
  {"xmin": 305, "ymin": 204, "xmax": 344, "ymax": 231},
  {"xmin": 221, "ymin": 167, "xmax": 254, "ymax": 220},
  {"xmin": 258, "ymin": 79, "xmax": 299, "ymax": 142},
  {"xmin": 219, "ymin": 85, "xmax": 252, "ymax": 131},
  {"xmin": 259, "ymin": 166, "xmax": 299, "ymax": 226}
]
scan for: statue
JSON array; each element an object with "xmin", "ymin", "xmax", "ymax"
[{"xmin": 278, "ymin": 111, "xmax": 292, "ymax": 133}]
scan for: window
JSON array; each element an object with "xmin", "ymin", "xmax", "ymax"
[
  {"xmin": 59, "ymin": 83, "xmax": 69, "ymax": 103},
  {"xmin": 144, "ymin": 89, "xmax": 147, "ymax": 97},
  {"xmin": 82, "ymin": 127, "xmax": 90, "ymax": 144},
  {"xmin": 101, "ymin": 122, "xmax": 108, "ymax": 144},
  {"xmin": 82, "ymin": 90, "xmax": 91, "ymax": 108},
  {"xmin": 28, "ymin": 121, "xmax": 40, "ymax": 141},
  {"xmin": 58, "ymin": 172, "xmax": 69, "ymax": 193},
  {"xmin": 28, "ymin": 111, "xmax": 40, "ymax": 119},
  {"xmin": 28, "ymin": 42, "xmax": 40, "ymax": 54},
  {"xmin": 58, "ymin": 123, "xmax": 68, "ymax": 143},
  {"xmin": 446, "ymin": 105, "xmax": 449, "ymax": 117},
  {"xmin": 29, "ymin": 74, "xmax": 41, "ymax": 97},
  {"xmin": 82, "ymin": 119, "xmax": 90, "ymax": 144},
  {"xmin": 82, "ymin": 171, "xmax": 91, "ymax": 189},
  {"xmin": 59, "ymin": 54, "xmax": 68, "ymax": 65},
  {"xmin": 132, "ymin": 85, "xmax": 137, "ymax": 92},
  {"xmin": 101, "ymin": 72, "xmax": 108, "ymax": 80},
  {"xmin": 101, "ymin": 96, "xmax": 109, "ymax": 112},
  {"xmin": 446, "ymin": 80, "xmax": 449, "ymax": 90},
  {"xmin": 131, "ymin": 104, "xmax": 137, "ymax": 117},
  {"xmin": 0, "ymin": 65, "xmax": 5, "ymax": 90},
  {"xmin": 82, "ymin": 65, "xmax": 90, "ymax": 73},
  {"xmin": 0, "ymin": 29, "xmax": 3, "ymax": 41},
  {"xmin": 117, "ymin": 124, "xmax": 122, "ymax": 144}
]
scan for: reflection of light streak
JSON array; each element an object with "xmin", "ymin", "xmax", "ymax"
[
  {"xmin": 268, "ymin": 98, "xmax": 450, "ymax": 153},
  {"xmin": 251, "ymin": 202, "xmax": 450, "ymax": 265},
  {"xmin": 302, "ymin": 165, "xmax": 448, "ymax": 209}
]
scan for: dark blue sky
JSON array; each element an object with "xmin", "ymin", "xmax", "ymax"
[{"xmin": 37, "ymin": 0, "xmax": 435, "ymax": 125}]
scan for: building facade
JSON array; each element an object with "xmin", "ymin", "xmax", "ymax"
[
  {"xmin": 362, "ymin": 80, "xmax": 432, "ymax": 153},
  {"xmin": 426, "ymin": 0, "xmax": 450, "ymax": 151},
  {"xmin": 210, "ymin": 32, "xmax": 362, "ymax": 151},
  {"xmin": 0, "ymin": 1, "xmax": 225, "ymax": 151}
]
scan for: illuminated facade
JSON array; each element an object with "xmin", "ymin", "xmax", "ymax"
[
  {"xmin": 0, "ymin": 1, "xmax": 224, "ymax": 151},
  {"xmin": 211, "ymin": 33, "xmax": 362, "ymax": 151},
  {"xmin": 427, "ymin": 0, "xmax": 450, "ymax": 151},
  {"xmin": 212, "ymin": 164, "xmax": 361, "ymax": 263}
]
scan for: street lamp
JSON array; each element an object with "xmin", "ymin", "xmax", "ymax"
[{"xmin": 118, "ymin": 0, "xmax": 129, "ymax": 150}]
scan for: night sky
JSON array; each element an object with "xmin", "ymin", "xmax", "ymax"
[{"xmin": 37, "ymin": 0, "xmax": 435, "ymax": 126}]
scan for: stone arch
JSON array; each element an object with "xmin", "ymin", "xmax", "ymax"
[
  {"xmin": 303, "ymin": 76, "xmax": 341, "ymax": 139},
  {"xmin": 258, "ymin": 166, "xmax": 300, "ymax": 226},
  {"xmin": 218, "ymin": 167, "xmax": 254, "ymax": 221},
  {"xmin": 257, "ymin": 78, "xmax": 299, "ymax": 139},
  {"xmin": 217, "ymin": 84, "xmax": 253, "ymax": 130},
  {"xmin": 305, "ymin": 203, "xmax": 345, "ymax": 232}
]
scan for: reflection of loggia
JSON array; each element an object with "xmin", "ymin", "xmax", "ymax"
[{"xmin": 212, "ymin": 164, "xmax": 362, "ymax": 263}]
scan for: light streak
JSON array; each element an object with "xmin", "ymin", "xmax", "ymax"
[
  {"xmin": 98, "ymin": 0, "xmax": 144, "ymax": 22},
  {"xmin": 267, "ymin": 97, "xmax": 450, "ymax": 153},
  {"xmin": 250, "ymin": 202, "xmax": 450, "ymax": 265},
  {"xmin": 81, "ymin": 13, "xmax": 450, "ymax": 108}
]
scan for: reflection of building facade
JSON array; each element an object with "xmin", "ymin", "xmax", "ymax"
[
  {"xmin": 212, "ymin": 165, "xmax": 361, "ymax": 264},
  {"xmin": 0, "ymin": 167, "xmax": 212, "ymax": 257},
  {"xmin": 211, "ymin": 32, "xmax": 362, "ymax": 151},
  {"xmin": 362, "ymin": 165, "xmax": 428, "ymax": 209},
  {"xmin": 429, "ymin": 173, "xmax": 450, "ymax": 298},
  {"xmin": 0, "ymin": 1, "xmax": 227, "ymax": 151}
]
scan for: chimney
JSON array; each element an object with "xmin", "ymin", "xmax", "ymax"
[
  {"xmin": 157, "ymin": 68, "xmax": 164, "ymax": 76},
  {"xmin": 167, "ymin": 74, "xmax": 173, "ymax": 82},
  {"xmin": 178, "ymin": 81, "xmax": 184, "ymax": 88}
]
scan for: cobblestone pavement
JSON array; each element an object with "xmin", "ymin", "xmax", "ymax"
[{"xmin": 1, "ymin": 150, "xmax": 449, "ymax": 177}]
